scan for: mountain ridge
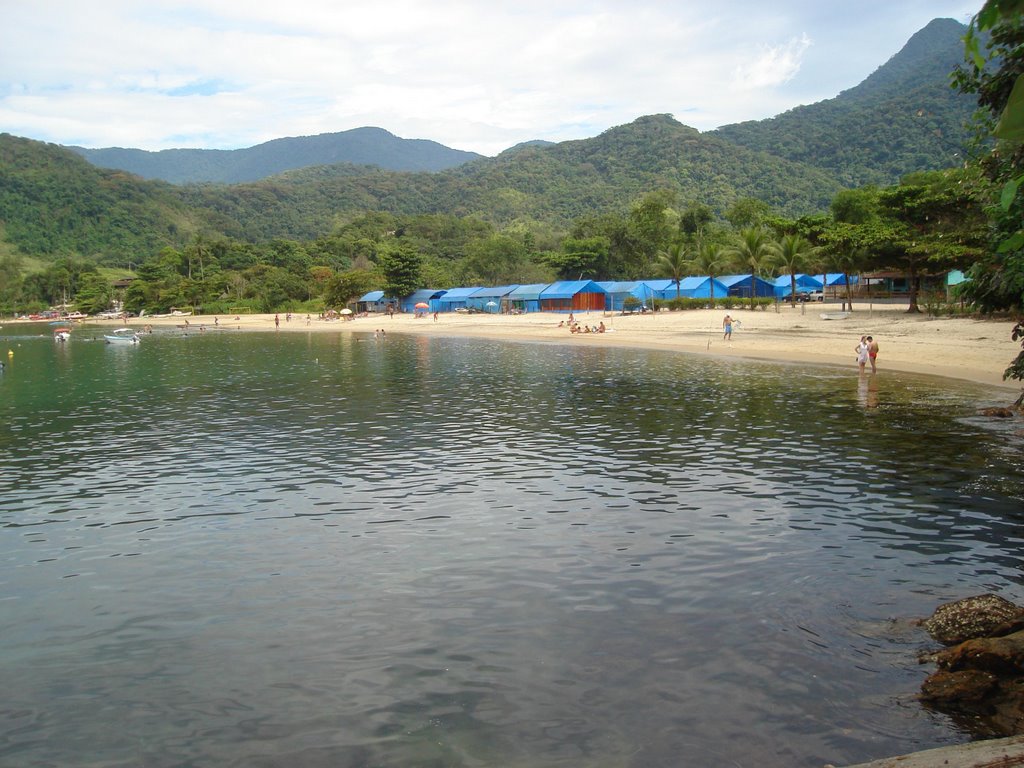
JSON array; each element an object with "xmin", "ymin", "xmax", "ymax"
[{"xmin": 68, "ymin": 126, "xmax": 484, "ymax": 184}]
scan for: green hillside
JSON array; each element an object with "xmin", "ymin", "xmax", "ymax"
[
  {"xmin": 712, "ymin": 18, "xmax": 976, "ymax": 186},
  {"xmin": 0, "ymin": 134, "xmax": 209, "ymax": 261}
]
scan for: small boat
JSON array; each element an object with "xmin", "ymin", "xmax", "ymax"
[
  {"xmin": 53, "ymin": 327, "xmax": 72, "ymax": 342},
  {"xmin": 819, "ymin": 311, "xmax": 851, "ymax": 321},
  {"xmin": 104, "ymin": 328, "xmax": 141, "ymax": 345}
]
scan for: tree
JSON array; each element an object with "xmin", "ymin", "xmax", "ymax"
[
  {"xmin": 774, "ymin": 234, "xmax": 817, "ymax": 306},
  {"xmin": 74, "ymin": 273, "xmax": 114, "ymax": 314},
  {"xmin": 725, "ymin": 197, "xmax": 771, "ymax": 230},
  {"xmin": 728, "ymin": 228, "xmax": 780, "ymax": 309},
  {"xmin": 378, "ymin": 244, "xmax": 422, "ymax": 301},
  {"xmin": 956, "ymin": 3, "xmax": 1024, "ymax": 401},
  {"xmin": 0, "ymin": 255, "xmax": 25, "ymax": 316},
  {"xmin": 325, "ymin": 269, "xmax": 380, "ymax": 309},
  {"xmin": 655, "ymin": 242, "xmax": 689, "ymax": 298},
  {"xmin": 688, "ymin": 242, "xmax": 729, "ymax": 302}
]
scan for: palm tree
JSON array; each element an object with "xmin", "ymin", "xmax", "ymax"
[
  {"xmin": 688, "ymin": 242, "xmax": 729, "ymax": 303},
  {"xmin": 655, "ymin": 242, "xmax": 689, "ymax": 298},
  {"xmin": 774, "ymin": 234, "xmax": 817, "ymax": 307},
  {"xmin": 728, "ymin": 228, "xmax": 781, "ymax": 310}
]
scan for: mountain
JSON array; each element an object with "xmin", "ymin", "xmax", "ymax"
[
  {"xmin": 68, "ymin": 127, "xmax": 484, "ymax": 184},
  {"xmin": 711, "ymin": 18, "xmax": 975, "ymax": 186},
  {"xmin": 180, "ymin": 114, "xmax": 843, "ymax": 242}
]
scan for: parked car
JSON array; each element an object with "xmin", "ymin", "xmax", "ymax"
[{"xmin": 791, "ymin": 290, "xmax": 824, "ymax": 302}]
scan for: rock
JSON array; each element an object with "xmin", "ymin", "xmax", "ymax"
[
  {"xmin": 921, "ymin": 668, "xmax": 999, "ymax": 705},
  {"xmin": 922, "ymin": 594, "xmax": 1024, "ymax": 646},
  {"xmin": 980, "ymin": 406, "xmax": 1016, "ymax": 418}
]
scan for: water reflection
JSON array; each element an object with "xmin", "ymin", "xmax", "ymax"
[{"xmin": 0, "ymin": 330, "xmax": 1021, "ymax": 767}]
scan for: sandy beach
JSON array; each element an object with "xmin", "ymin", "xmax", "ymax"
[{"xmin": 64, "ymin": 300, "xmax": 1020, "ymax": 394}]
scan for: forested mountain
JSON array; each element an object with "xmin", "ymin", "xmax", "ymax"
[
  {"xmin": 173, "ymin": 115, "xmax": 844, "ymax": 241},
  {"xmin": 0, "ymin": 134, "xmax": 212, "ymax": 259},
  {"xmin": 712, "ymin": 18, "xmax": 976, "ymax": 186},
  {"xmin": 68, "ymin": 127, "xmax": 484, "ymax": 184}
]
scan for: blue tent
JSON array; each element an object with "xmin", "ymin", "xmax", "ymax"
[
  {"xmin": 467, "ymin": 285, "xmax": 519, "ymax": 313},
  {"xmin": 508, "ymin": 284, "xmax": 549, "ymax": 313},
  {"xmin": 677, "ymin": 276, "xmax": 730, "ymax": 299},
  {"xmin": 720, "ymin": 274, "xmax": 776, "ymax": 298},
  {"xmin": 436, "ymin": 286, "xmax": 482, "ymax": 312},
  {"xmin": 771, "ymin": 274, "xmax": 823, "ymax": 299},
  {"xmin": 641, "ymin": 279, "xmax": 677, "ymax": 302},
  {"xmin": 400, "ymin": 289, "xmax": 447, "ymax": 314},
  {"xmin": 357, "ymin": 289, "xmax": 394, "ymax": 312},
  {"xmin": 599, "ymin": 281, "xmax": 654, "ymax": 311}
]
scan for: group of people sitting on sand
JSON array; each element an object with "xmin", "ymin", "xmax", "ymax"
[{"xmin": 558, "ymin": 318, "xmax": 606, "ymax": 334}]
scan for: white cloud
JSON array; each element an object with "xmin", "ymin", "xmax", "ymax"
[
  {"xmin": 733, "ymin": 34, "xmax": 812, "ymax": 90},
  {"xmin": 0, "ymin": 0, "xmax": 983, "ymax": 156}
]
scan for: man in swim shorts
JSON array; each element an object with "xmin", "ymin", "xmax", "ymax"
[
  {"xmin": 723, "ymin": 314, "xmax": 733, "ymax": 341},
  {"xmin": 866, "ymin": 336, "xmax": 879, "ymax": 373}
]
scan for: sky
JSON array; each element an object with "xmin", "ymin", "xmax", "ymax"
[{"xmin": 1, "ymin": 0, "xmax": 982, "ymax": 157}]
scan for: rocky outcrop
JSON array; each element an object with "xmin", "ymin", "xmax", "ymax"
[{"xmin": 919, "ymin": 595, "xmax": 1024, "ymax": 737}]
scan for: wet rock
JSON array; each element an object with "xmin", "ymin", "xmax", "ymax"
[
  {"xmin": 922, "ymin": 594, "xmax": 1024, "ymax": 646},
  {"xmin": 919, "ymin": 597, "xmax": 1024, "ymax": 738}
]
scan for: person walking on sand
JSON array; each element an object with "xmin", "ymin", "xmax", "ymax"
[
  {"xmin": 855, "ymin": 335, "xmax": 869, "ymax": 373},
  {"xmin": 866, "ymin": 336, "xmax": 879, "ymax": 373},
  {"xmin": 722, "ymin": 314, "xmax": 733, "ymax": 342}
]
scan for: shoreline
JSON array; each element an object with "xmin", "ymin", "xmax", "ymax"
[{"xmin": 8, "ymin": 304, "xmax": 1021, "ymax": 393}]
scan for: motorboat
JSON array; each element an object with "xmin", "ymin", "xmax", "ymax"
[
  {"xmin": 104, "ymin": 328, "xmax": 141, "ymax": 345},
  {"xmin": 53, "ymin": 327, "xmax": 72, "ymax": 342}
]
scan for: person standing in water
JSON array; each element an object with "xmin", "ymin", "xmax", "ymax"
[
  {"xmin": 866, "ymin": 336, "xmax": 879, "ymax": 373},
  {"xmin": 855, "ymin": 335, "xmax": 869, "ymax": 373}
]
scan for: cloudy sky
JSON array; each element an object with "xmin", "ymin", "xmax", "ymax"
[{"xmin": 1, "ymin": 1, "xmax": 981, "ymax": 157}]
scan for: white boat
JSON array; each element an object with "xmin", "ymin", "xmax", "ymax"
[
  {"xmin": 104, "ymin": 328, "xmax": 140, "ymax": 345},
  {"xmin": 819, "ymin": 311, "xmax": 851, "ymax": 320},
  {"xmin": 53, "ymin": 328, "xmax": 71, "ymax": 342}
]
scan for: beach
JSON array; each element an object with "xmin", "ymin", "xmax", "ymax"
[{"xmin": 68, "ymin": 302, "xmax": 1022, "ymax": 392}]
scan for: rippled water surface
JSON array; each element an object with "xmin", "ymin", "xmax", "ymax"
[{"xmin": 1, "ymin": 327, "xmax": 1022, "ymax": 767}]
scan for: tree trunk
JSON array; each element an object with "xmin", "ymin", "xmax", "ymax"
[
  {"xmin": 907, "ymin": 264, "xmax": 922, "ymax": 313},
  {"xmin": 844, "ymin": 271, "xmax": 854, "ymax": 311}
]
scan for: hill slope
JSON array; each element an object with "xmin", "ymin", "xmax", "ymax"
[
  {"xmin": 68, "ymin": 127, "xmax": 484, "ymax": 184},
  {"xmin": 174, "ymin": 115, "xmax": 844, "ymax": 241},
  {"xmin": 711, "ymin": 18, "xmax": 976, "ymax": 186}
]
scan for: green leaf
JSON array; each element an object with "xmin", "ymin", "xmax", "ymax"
[
  {"xmin": 996, "ymin": 229, "xmax": 1024, "ymax": 253},
  {"xmin": 1000, "ymin": 176, "xmax": 1024, "ymax": 211},
  {"xmin": 994, "ymin": 74, "xmax": 1024, "ymax": 142}
]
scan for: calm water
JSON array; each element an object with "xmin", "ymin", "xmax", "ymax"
[{"xmin": 1, "ymin": 326, "xmax": 1022, "ymax": 768}]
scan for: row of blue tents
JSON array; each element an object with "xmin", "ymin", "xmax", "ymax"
[{"xmin": 358, "ymin": 273, "xmax": 857, "ymax": 314}]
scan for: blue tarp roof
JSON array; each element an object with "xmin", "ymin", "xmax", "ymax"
[
  {"xmin": 437, "ymin": 286, "xmax": 481, "ymax": 301},
  {"xmin": 720, "ymin": 274, "xmax": 773, "ymax": 287},
  {"xmin": 771, "ymin": 274, "xmax": 823, "ymax": 289},
  {"xmin": 508, "ymin": 283, "xmax": 550, "ymax": 300},
  {"xmin": 540, "ymin": 280, "xmax": 607, "ymax": 299},
  {"xmin": 599, "ymin": 281, "xmax": 643, "ymax": 294},
  {"xmin": 359, "ymin": 290, "xmax": 386, "ymax": 302},
  {"xmin": 470, "ymin": 285, "xmax": 519, "ymax": 298},
  {"xmin": 406, "ymin": 289, "xmax": 447, "ymax": 301}
]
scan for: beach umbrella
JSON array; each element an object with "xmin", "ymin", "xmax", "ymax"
[
  {"xmin": 485, "ymin": 301, "xmax": 497, "ymax": 307},
  {"xmin": 415, "ymin": 302, "xmax": 429, "ymax": 309},
  {"xmin": 339, "ymin": 308, "xmax": 353, "ymax": 315}
]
